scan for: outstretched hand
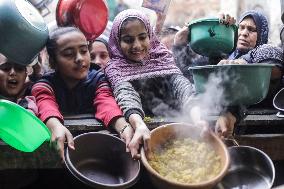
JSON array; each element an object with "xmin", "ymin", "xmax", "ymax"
[
  {"xmin": 218, "ymin": 13, "xmax": 236, "ymax": 25},
  {"xmin": 128, "ymin": 114, "xmax": 151, "ymax": 159},
  {"xmin": 218, "ymin": 59, "xmax": 248, "ymax": 65},
  {"xmin": 128, "ymin": 122, "xmax": 150, "ymax": 159},
  {"xmin": 215, "ymin": 112, "xmax": 236, "ymax": 138},
  {"xmin": 47, "ymin": 118, "xmax": 75, "ymax": 162}
]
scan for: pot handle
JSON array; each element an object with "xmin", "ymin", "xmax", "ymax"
[
  {"xmin": 208, "ymin": 26, "xmax": 216, "ymax": 37},
  {"xmin": 223, "ymin": 136, "xmax": 239, "ymax": 146}
]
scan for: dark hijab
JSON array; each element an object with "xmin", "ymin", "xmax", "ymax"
[{"xmin": 229, "ymin": 10, "xmax": 269, "ymax": 60}]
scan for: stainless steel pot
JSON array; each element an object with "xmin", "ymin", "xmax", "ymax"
[{"xmin": 215, "ymin": 145, "xmax": 275, "ymax": 189}]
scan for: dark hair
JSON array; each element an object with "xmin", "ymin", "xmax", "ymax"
[
  {"xmin": 46, "ymin": 27, "xmax": 83, "ymax": 68},
  {"xmin": 88, "ymin": 37, "xmax": 109, "ymax": 52}
]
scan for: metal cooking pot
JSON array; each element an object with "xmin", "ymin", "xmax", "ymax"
[
  {"xmin": 273, "ymin": 88, "xmax": 284, "ymax": 112},
  {"xmin": 65, "ymin": 132, "xmax": 140, "ymax": 189},
  {"xmin": 0, "ymin": 0, "xmax": 48, "ymax": 65},
  {"xmin": 215, "ymin": 145, "xmax": 275, "ymax": 189}
]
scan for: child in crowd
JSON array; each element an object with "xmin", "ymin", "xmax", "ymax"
[
  {"xmin": 31, "ymin": 27, "xmax": 145, "ymax": 160},
  {"xmin": 0, "ymin": 53, "xmax": 38, "ymax": 114},
  {"xmin": 89, "ymin": 37, "xmax": 110, "ymax": 70},
  {"xmin": 105, "ymin": 9, "xmax": 235, "ymax": 139}
]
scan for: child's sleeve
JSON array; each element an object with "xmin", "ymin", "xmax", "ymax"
[
  {"xmin": 31, "ymin": 82, "xmax": 64, "ymax": 123},
  {"xmin": 93, "ymin": 81, "xmax": 123, "ymax": 127}
]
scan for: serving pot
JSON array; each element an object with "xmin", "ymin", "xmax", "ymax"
[
  {"xmin": 0, "ymin": 0, "xmax": 48, "ymax": 65},
  {"xmin": 141, "ymin": 123, "xmax": 230, "ymax": 189},
  {"xmin": 65, "ymin": 132, "xmax": 140, "ymax": 189},
  {"xmin": 188, "ymin": 18, "xmax": 238, "ymax": 57},
  {"xmin": 215, "ymin": 145, "xmax": 275, "ymax": 189},
  {"xmin": 189, "ymin": 64, "xmax": 274, "ymax": 106}
]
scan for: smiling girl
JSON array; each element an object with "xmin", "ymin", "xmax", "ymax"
[
  {"xmin": 31, "ymin": 27, "xmax": 136, "ymax": 160},
  {"xmin": 105, "ymin": 9, "xmax": 210, "ymax": 156}
]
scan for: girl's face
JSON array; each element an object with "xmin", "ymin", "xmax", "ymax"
[
  {"xmin": 54, "ymin": 31, "xmax": 90, "ymax": 83},
  {"xmin": 120, "ymin": 19, "xmax": 150, "ymax": 62},
  {"xmin": 237, "ymin": 17, "xmax": 258, "ymax": 51},
  {"xmin": 0, "ymin": 54, "xmax": 27, "ymax": 98},
  {"xmin": 90, "ymin": 41, "xmax": 110, "ymax": 69}
]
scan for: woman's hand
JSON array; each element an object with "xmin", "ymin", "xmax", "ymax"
[
  {"xmin": 218, "ymin": 13, "xmax": 236, "ymax": 25},
  {"xmin": 215, "ymin": 112, "xmax": 236, "ymax": 138},
  {"xmin": 128, "ymin": 114, "xmax": 151, "ymax": 159},
  {"xmin": 218, "ymin": 59, "xmax": 248, "ymax": 65},
  {"xmin": 46, "ymin": 118, "xmax": 74, "ymax": 162}
]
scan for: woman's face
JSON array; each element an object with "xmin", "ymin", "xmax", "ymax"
[
  {"xmin": 54, "ymin": 31, "xmax": 90, "ymax": 83},
  {"xmin": 90, "ymin": 41, "xmax": 110, "ymax": 69},
  {"xmin": 0, "ymin": 54, "xmax": 27, "ymax": 98},
  {"xmin": 120, "ymin": 19, "xmax": 150, "ymax": 62},
  {"xmin": 237, "ymin": 17, "xmax": 258, "ymax": 51}
]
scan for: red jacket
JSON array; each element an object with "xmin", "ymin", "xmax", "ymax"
[{"xmin": 31, "ymin": 71, "xmax": 123, "ymax": 127}]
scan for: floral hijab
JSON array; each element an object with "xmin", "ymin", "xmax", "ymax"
[
  {"xmin": 105, "ymin": 9, "xmax": 181, "ymax": 88},
  {"xmin": 229, "ymin": 10, "xmax": 269, "ymax": 60}
]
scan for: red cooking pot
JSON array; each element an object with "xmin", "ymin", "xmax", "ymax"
[{"xmin": 56, "ymin": 0, "xmax": 108, "ymax": 40}]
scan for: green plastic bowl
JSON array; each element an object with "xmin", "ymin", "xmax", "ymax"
[
  {"xmin": 189, "ymin": 64, "xmax": 274, "ymax": 106},
  {"xmin": 188, "ymin": 18, "xmax": 238, "ymax": 57},
  {"xmin": 0, "ymin": 100, "xmax": 50, "ymax": 152}
]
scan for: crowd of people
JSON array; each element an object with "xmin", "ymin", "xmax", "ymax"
[{"xmin": 1, "ymin": 1, "xmax": 284, "ymax": 187}]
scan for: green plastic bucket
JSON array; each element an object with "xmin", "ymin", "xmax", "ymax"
[
  {"xmin": 188, "ymin": 18, "xmax": 238, "ymax": 57},
  {"xmin": 189, "ymin": 64, "xmax": 273, "ymax": 106},
  {"xmin": 0, "ymin": 100, "xmax": 50, "ymax": 152}
]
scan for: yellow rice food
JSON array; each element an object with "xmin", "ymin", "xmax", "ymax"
[{"xmin": 148, "ymin": 137, "xmax": 222, "ymax": 184}]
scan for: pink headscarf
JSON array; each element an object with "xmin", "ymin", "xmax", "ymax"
[{"xmin": 105, "ymin": 9, "xmax": 182, "ymax": 88}]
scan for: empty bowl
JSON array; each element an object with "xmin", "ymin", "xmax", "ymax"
[{"xmin": 65, "ymin": 132, "xmax": 140, "ymax": 189}]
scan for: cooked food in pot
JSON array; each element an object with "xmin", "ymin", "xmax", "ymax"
[{"xmin": 148, "ymin": 137, "xmax": 222, "ymax": 184}]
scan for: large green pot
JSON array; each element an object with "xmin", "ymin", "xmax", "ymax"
[
  {"xmin": 0, "ymin": 0, "xmax": 48, "ymax": 65},
  {"xmin": 188, "ymin": 18, "xmax": 238, "ymax": 57},
  {"xmin": 189, "ymin": 64, "xmax": 274, "ymax": 106}
]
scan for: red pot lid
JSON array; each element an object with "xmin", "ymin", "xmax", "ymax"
[
  {"xmin": 74, "ymin": 0, "xmax": 109, "ymax": 40},
  {"xmin": 56, "ymin": 0, "xmax": 77, "ymax": 26}
]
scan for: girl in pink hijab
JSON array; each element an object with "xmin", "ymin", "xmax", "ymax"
[{"xmin": 105, "ymin": 9, "xmax": 234, "ymax": 156}]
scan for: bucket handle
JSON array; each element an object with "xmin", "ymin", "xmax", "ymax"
[{"xmin": 223, "ymin": 136, "xmax": 239, "ymax": 146}]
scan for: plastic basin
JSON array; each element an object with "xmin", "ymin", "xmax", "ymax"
[
  {"xmin": 189, "ymin": 64, "xmax": 274, "ymax": 106},
  {"xmin": 188, "ymin": 18, "xmax": 237, "ymax": 57},
  {"xmin": 0, "ymin": 100, "xmax": 50, "ymax": 152}
]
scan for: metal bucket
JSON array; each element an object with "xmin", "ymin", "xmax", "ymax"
[{"xmin": 215, "ymin": 145, "xmax": 275, "ymax": 189}]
